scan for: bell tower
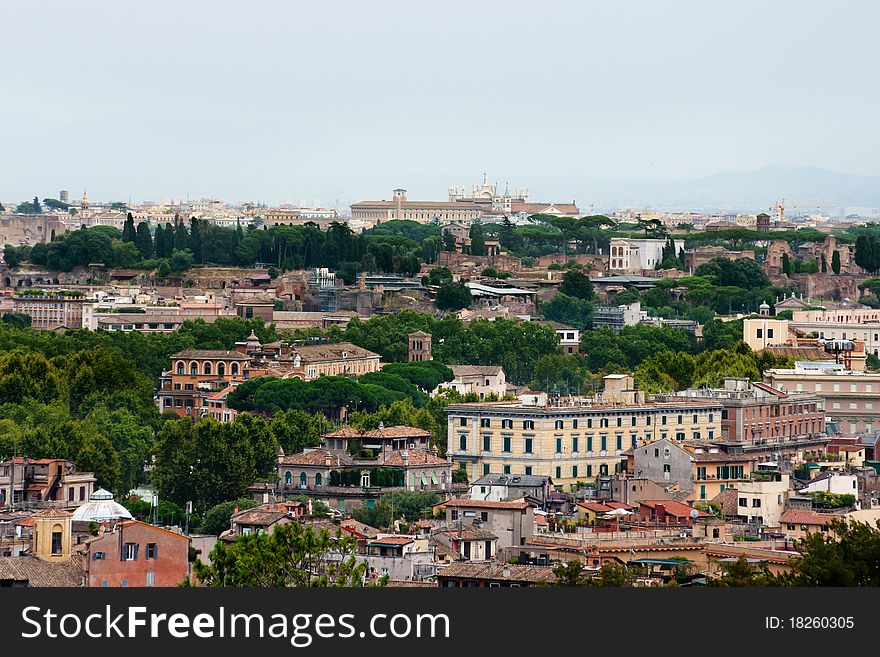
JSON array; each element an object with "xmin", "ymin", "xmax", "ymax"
[{"xmin": 408, "ymin": 331, "xmax": 432, "ymax": 362}]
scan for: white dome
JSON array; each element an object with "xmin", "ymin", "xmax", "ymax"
[{"xmin": 71, "ymin": 488, "xmax": 133, "ymax": 522}]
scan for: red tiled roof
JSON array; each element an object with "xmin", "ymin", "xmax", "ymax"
[
  {"xmin": 639, "ymin": 500, "xmax": 707, "ymax": 518},
  {"xmin": 323, "ymin": 425, "xmax": 431, "ymax": 440},
  {"xmin": 437, "ymin": 562, "xmax": 556, "ymax": 583},
  {"xmin": 368, "ymin": 536, "xmax": 414, "ymax": 546},
  {"xmin": 278, "ymin": 449, "xmax": 353, "ymax": 467},
  {"xmin": 340, "ymin": 518, "xmax": 380, "ymax": 539}
]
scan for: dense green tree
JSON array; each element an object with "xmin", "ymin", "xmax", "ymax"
[
  {"xmin": 691, "ymin": 349, "xmax": 761, "ymax": 387},
  {"xmin": 194, "ymin": 522, "xmax": 378, "ymax": 587},
  {"xmin": 855, "ymin": 235, "xmax": 880, "ymax": 275},
  {"xmin": 821, "ymin": 254, "xmax": 828, "ymax": 272},
  {"xmin": 558, "ymin": 269, "xmax": 594, "ymax": 300},
  {"xmin": 0, "ymin": 352, "xmax": 65, "ymax": 405},
  {"xmin": 695, "ymin": 257, "xmax": 769, "ymax": 290},
  {"xmin": 435, "ymin": 281, "xmax": 472, "ymax": 311},
  {"xmin": 269, "ymin": 409, "xmax": 329, "ymax": 455},
  {"xmin": 152, "ymin": 415, "xmax": 278, "ymax": 514},
  {"xmin": 831, "ymin": 250, "xmax": 841, "ymax": 274},
  {"xmin": 469, "ymin": 222, "xmax": 487, "ymax": 256},
  {"xmin": 781, "ymin": 252, "xmax": 791, "ymax": 275},
  {"xmin": 3, "ymin": 244, "xmax": 30, "ymax": 268},
  {"xmin": 1, "ymin": 312, "xmax": 32, "ymax": 329},
  {"xmin": 85, "ymin": 406, "xmax": 154, "ymax": 496},
  {"xmin": 423, "ymin": 267, "xmax": 453, "ymax": 286},
  {"xmin": 380, "ymin": 361, "xmax": 454, "ymax": 392},
  {"xmin": 701, "ymin": 318, "xmax": 744, "ymax": 351},
  {"xmin": 541, "ymin": 293, "xmax": 593, "ymax": 330},
  {"xmin": 779, "ymin": 519, "xmax": 880, "ymax": 586},
  {"xmin": 634, "ymin": 351, "xmax": 696, "ymax": 392}
]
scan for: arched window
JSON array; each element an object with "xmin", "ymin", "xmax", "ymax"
[
  {"xmin": 203, "ymin": 362, "xmax": 212, "ymax": 375},
  {"xmin": 231, "ymin": 363, "xmax": 240, "ymax": 376},
  {"xmin": 299, "ymin": 472, "xmax": 308, "ymax": 488},
  {"xmin": 177, "ymin": 361, "xmax": 185, "ymax": 374},
  {"xmin": 190, "ymin": 362, "xmax": 198, "ymax": 376},
  {"xmin": 315, "ymin": 472, "xmax": 322, "ymax": 487},
  {"xmin": 285, "ymin": 471, "xmax": 292, "ymax": 486},
  {"xmin": 218, "ymin": 363, "xmax": 226, "ymax": 377}
]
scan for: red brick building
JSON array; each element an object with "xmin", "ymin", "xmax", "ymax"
[{"xmin": 82, "ymin": 520, "xmax": 189, "ymax": 588}]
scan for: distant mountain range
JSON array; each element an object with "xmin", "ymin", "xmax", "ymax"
[{"xmin": 538, "ymin": 166, "xmax": 880, "ymax": 214}]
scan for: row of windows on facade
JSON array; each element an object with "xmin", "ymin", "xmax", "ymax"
[
  {"xmin": 471, "ymin": 462, "xmax": 614, "ymax": 478},
  {"xmin": 107, "ymin": 323, "xmax": 176, "ymax": 330},
  {"xmin": 458, "ymin": 431, "xmax": 712, "ymax": 453},
  {"xmin": 176, "ymin": 361, "xmax": 241, "ymax": 376},
  {"xmin": 459, "ymin": 413, "xmax": 714, "ymax": 430},
  {"xmin": 281, "ymin": 470, "xmax": 448, "ymax": 488},
  {"xmin": 739, "ymin": 404, "xmax": 819, "ymax": 418},
  {"xmin": 98, "ymin": 574, "xmax": 157, "ymax": 587}
]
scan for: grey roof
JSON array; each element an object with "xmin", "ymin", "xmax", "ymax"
[{"xmin": 471, "ymin": 474, "xmax": 551, "ymax": 488}]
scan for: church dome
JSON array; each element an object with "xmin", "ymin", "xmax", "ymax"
[{"xmin": 71, "ymin": 488, "xmax": 133, "ymax": 522}]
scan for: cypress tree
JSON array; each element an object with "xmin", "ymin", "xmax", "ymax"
[
  {"xmin": 174, "ymin": 220, "xmax": 188, "ymax": 251},
  {"xmin": 154, "ymin": 224, "xmax": 165, "ymax": 259},
  {"xmin": 135, "ymin": 221, "xmax": 153, "ymax": 259},
  {"xmin": 189, "ymin": 217, "xmax": 203, "ymax": 263},
  {"xmin": 122, "ymin": 212, "xmax": 136, "ymax": 242},
  {"xmin": 831, "ymin": 250, "xmax": 841, "ymax": 275}
]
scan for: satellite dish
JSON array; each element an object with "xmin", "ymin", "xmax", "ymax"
[{"xmin": 690, "ymin": 509, "xmax": 700, "ymax": 518}]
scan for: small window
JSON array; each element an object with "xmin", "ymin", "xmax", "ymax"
[
  {"xmin": 146, "ymin": 543, "xmax": 158, "ymax": 559},
  {"xmin": 123, "ymin": 543, "xmax": 138, "ymax": 561}
]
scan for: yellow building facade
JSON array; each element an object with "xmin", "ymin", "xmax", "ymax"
[{"xmin": 446, "ymin": 400, "xmax": 723, "ymax": 489}]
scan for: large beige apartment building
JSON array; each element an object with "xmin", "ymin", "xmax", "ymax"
[
  {"xmin": 12, "ymin": 290, "xmax": 86, "ymax": 329},
  {"xmin": 445, "ymin": 375, "xmax": 722, "ymax": 489}
]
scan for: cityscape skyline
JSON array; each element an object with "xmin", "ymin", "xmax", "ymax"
[{"xmin": 2, "ymin": 1, "xmax": 879, "ymax": 210}]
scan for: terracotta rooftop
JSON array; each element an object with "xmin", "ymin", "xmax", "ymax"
[
  {"xmin": 780, "ymin": 510, "xmax": 837, "ymax": 526},
  {"xmin": 171, "ymin": 350, "xmax": 251, "ymax": 360},
  {"xmin": 639, "ymin": 500, "xmax": 708, "ymax": 518},
  {"xmin": 368, "ymin": 536, "xmax": 415, "ymax": 546},
  {"xmin": 30, "ymin": 508, "xmax": 73, "ymax": 519},
  {"xmin": 437, "ymin": 561, "xmax": 556, "ymax": 583},
  {"xmin": 0, "ymin": 554, "xmax": 83, "ymax": 587},
  {"xmin": 278, "ymin": 449, "xmax": 353, "ymax": 467},
  {"xmin": 323, "ymin": 425, "xmax": 431, "ymax": 440},
  {"xmin": 340, "ymin": 518, "xmax": 380, "ymax": 539},
  {"xmin": 287, "ymin": 342, "xmax": 379, "ymax": 363}
]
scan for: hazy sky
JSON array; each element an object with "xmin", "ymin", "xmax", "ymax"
[{"xmin": 2, "ymin": 0, "xmax": 878, "ymax": 208}]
